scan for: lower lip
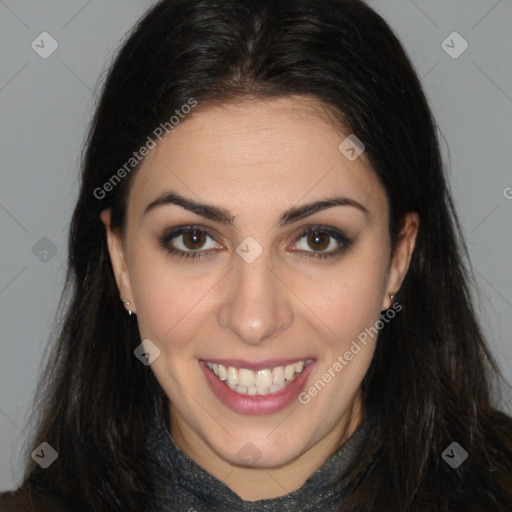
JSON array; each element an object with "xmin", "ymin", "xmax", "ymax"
[{"xmin": 199, "ymin": 360, "xmax": 316, "ymax": 415}]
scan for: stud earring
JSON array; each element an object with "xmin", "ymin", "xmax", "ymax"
[
  {"xmin": 122, "ymin": 299, "xmax": 133, "ymax": 316},
  {"xmin": 389, "ymin": 292, "xmax": 395, "ymax": 303}
]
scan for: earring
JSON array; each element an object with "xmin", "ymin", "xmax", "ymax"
[
  {"xmin": 389, "ymin": 292, "xmax": 395, "ymax": 303},
  {"xmin": 122, "ymin": 299, "xmax": 133, "ymax": 316}
]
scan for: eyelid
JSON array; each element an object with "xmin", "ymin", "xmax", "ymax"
[
  {"xmin": 159, "ymin": 223, "xmax": 352, "ymax": 260},
  {"xmin": 287, "ymin": 225, "xmax": 352, "ymax": 255},
  {"xmin": 158, "ymin": 224, "xmax": 223, "ymax": 254}
]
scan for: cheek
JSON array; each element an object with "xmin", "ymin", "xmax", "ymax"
[
  {"xmin": 330, "ymin": 261, "xmax": 387, "ymax": 336},
  {"xmin": 294, "ymin": 242, "xmax": 390, "ymax": 417},
  {"xmin": 128, "ymin": 250, "xmax": 210, "ymax": 349},
  {"xmin": 294, "ymin": 238, "xmax": 390, "ymax": 347}
]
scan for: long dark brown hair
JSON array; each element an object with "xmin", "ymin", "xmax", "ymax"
[{"xmin": 12, "ymin": 0, "xmax": 512, "ymax": 510}]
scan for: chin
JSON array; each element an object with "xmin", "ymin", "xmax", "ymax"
[{"xmin": 212, "ymin": 432, "xmax": 312, "ymax": 469}]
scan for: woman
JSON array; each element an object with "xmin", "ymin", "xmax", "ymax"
[{"xmin": 1, "ymin": 0, "xmax": 511, "ymax": 510}]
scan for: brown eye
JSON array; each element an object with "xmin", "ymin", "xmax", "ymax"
[
  {"xmin": 159, "ymin": 225, "xmax": 223, "ymax": 259},
  {"xmin": 182, "ymin": 229, "xmax": 207, "ymax": 250},
  {"xmin": 307, "ymin": 231, "xmax": 330, "ymax": 251},
  {"xmin": 290, "ymin": 226, "xmax": 353, "ymax": 259}
]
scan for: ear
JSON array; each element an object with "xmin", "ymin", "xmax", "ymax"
[
  {"xmin": 100, "ymin": 208, "xmax": 136, "ymax": 314},
  {"xmin": 382, "ymin": 212, "xmax": 420, "ymax": 310}
]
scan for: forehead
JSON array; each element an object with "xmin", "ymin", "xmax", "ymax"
[{"xmin": 127, "ymin": 96, "xmax": 387, "ymax": 220}]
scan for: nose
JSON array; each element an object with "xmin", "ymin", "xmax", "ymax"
[{"xmin": 217, "ymin": 249, "xmax": 294, "ymax": 346}]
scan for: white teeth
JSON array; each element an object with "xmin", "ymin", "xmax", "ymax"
[
  {"xmin": 272, "ymin": 366, "xmax": 285, "ymax": 386},
  {"xmin": 256, "ymin": 386, "xmax": 269, "ymax": 395},
  {"xmin": 284, "ymin": 364, "xmax": 295, "ymax": 381},
  {"xmin": 294, "ymin": 361, "xmax": 304, "ymax": 373},
  {"xmin": 227, "ymin": 367, "xmax": 238, "ymax": 386},
  {"xmin": 218, "ymin": 365, "xmax": 228, "ymax": 381},
  {"xmin": 205, "ymin": 359, "xmax": 311, "ymax": 396},
  {"xmin": 238, "ymin": 368, "xmax": 255, "ymax": 388},
  {"xmin": 255, "ymin": 369, "xmax": 273, "ymax": 387}
]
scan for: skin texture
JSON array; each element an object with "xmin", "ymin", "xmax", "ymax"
[{"xmin": 101, "ymin": 96, "xmax": 419, "ymax": 500}]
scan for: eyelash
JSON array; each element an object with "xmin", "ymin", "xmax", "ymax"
[{"xmin": 157, "ymin": 225, "xmax": 353, "ymax": 261}]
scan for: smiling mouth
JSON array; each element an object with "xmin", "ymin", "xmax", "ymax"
[{"xmin": 204, "ymin": 359, "xmax": 314, "ymax": 396}]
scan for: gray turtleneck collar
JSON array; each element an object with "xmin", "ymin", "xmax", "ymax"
[{"xmin": 145, "ymin": 406, "xmax": 375, "ymax": 512}]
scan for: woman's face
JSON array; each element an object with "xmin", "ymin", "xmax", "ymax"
[{"xmin": 103, "ymin": 96, "xmax": 417, "ymax": 475}]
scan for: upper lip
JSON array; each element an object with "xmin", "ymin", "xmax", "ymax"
[{"xmin": 200, "ymin": 357, "xmax": 315, "ymax": 371}]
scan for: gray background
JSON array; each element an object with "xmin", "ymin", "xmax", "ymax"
[{"xmin": 1, "ymin": 0, "xmax": 511, "ymax": 492}]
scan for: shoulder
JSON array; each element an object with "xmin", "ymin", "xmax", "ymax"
[{"xmin": 0, "ymin": 488, "xmax": 70, "ymax": 512}]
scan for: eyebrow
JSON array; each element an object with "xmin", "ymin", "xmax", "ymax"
[{"xmin": 144, "ymin": 190, "xmax": 370, "ymax": 226}]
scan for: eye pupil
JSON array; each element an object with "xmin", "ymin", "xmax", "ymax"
[
  {"xmin": 183, "ymin": 230, "xmax": 206, "ymax": 250},
  {"xmin": 307, "ymin": 232, "xmax": 329, "ymax": 251}
]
